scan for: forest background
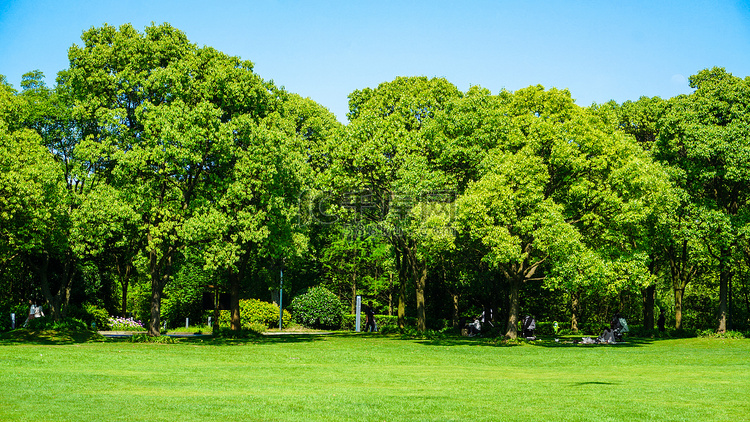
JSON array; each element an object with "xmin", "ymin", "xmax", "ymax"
[{"xmin": 1, "ymin": 22, "xmax": 750, "ymax": 338}]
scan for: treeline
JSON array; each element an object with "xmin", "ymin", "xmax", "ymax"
[{"xmin": 1, "ymin": 23, "xmax": 749, "ymax": 337}]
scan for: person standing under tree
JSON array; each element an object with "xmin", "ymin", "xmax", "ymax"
[
  {"xmin": 23, "ymin": 300, "xmax": 35, "ymax": 327},
  {"xmin": 365, "ymin": 301, "xmax": 376, "ymax": 332},
  {"xmin": 657, "ymin": 309, "xmax": 666, "ymax": 332},
  {"xmin": 33, "ymin": 300, "xmax": 44, "ymax": 319}
]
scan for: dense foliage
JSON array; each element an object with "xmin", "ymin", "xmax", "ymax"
[
  {"xmin": 1, "ymin": 23, "xmax": 749, "ymax": 337},
  {"xmin": 288, "ymin": 286, "xmax": 345, "ymax": 329}
]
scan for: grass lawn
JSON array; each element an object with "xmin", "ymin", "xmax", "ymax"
[{"xmin": 1, "ymin": 331, "xmax": 749, "ymax": 422}]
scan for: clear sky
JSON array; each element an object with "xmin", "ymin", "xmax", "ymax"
[{"xmin": 1, "ymin": 0, "xmax": 749, "ymax": 123}]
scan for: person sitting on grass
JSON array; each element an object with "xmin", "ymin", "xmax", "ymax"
[
  {"xmin": 467, "ymin": 317, "xmax": 481, "ymax": 337},
  {"xmin": 598, "ymin": 327, "xmax": 616, "ymax": 344}
]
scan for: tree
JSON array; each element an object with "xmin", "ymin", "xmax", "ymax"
[
  {"xmin": 0, "ymin": 73, "xmax": 86, "ymax": 321},
  {"xmin": 62, "ymin": 23, "xmax": 276, "ymax": 335},
  {"xmin": 657, "ymin": 67, "xmax": 750, "ymax": 332},
  {"xmin": 453, "ymin": 86, "xmax": 673, "ymax": 338},
  {"xmin": 615, "ymin": 96, "xmax": 671, "ymax": 329},
  {"xmin": 458, "ymin": 149, "xmax": 581, "ymax": 337},
  {"xmin": 328, "ymin": 76, "xmax": 463, "ymax": 331},
  {"xmin": 185, "ymin": 122, "xmax": 307, "ymax": 331},
  {"xmin": 69, "ymin": 184, "xmax": 142, "ymax": 316}
]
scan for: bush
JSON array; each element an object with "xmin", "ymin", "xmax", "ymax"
[
  {"xmin": 288, "ymin": 286, "xmax": 344, "ymax": 329},
  {"xmin": 389, "ymin": 326, "xmax": 452, "ymax": 339},
  {"xmin": 551, "ymin": 321, "xmax": 606, "ymax": 336},
  {"xmin": 218, "ymin": 299, "xmax": 291, "ymax": 329},
  {"xmin": 248, "ymin": 322, "xmax": 268, "ymax": 334},
  {"xmin": 129, "ymin": 333, "xmax": 175, "ymax": 343},
  {"xmin": 426, "ymin": 318, "xmax": 452, "ymax": 331},
  {"xmin": 698, "ymin": 329, "xmax": 747, "ymax": 339},
  {"xmin": 24, "ymin": 317, "xmax": 88, "ymax": 331},
  {"xmin": 84, "ymin": 304, "xmax": 110, "ymax": 329},
  {"xmin": 535, "ymin": 321, "xmax": 563, "ymax": 336},
  {"xmin": 67, "ymin": 303, "xmax": 112, "ymax": 330}
]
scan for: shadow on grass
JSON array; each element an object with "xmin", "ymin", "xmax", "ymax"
[
  {"xmin": 195, "ymin": 333, "xmax": 334, "ymax": 346},
  {"xmin": 528, "ymin": 336, "xmax": 655, "ymax": 348},
  {"xmin": 1, "ymin": 328, "xmax": 670, "ymax": 348},
  {"xmin": 571, "ymin": 381, "xmax": 620, "ymax": 386},
  {"xmin": 408, "ymin": 335, "xmax": 661, "ymax": 348},
  {"xmin": 0, "ymin": 327, "xmax": 353, "ymax": 346},
  {"xmin": 0, "ymin": 329, "xmax": 107, "ymax": 345}
]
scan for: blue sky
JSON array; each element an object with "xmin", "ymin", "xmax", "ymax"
[{"xmin": 1, "ymin": 1, "xmax": 749, "ymax": 123}]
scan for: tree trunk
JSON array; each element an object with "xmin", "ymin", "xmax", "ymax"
[
  {"xmin": 643, "ymin": 285, "xmax": 655, "ymax": 331},
  {"xmin": 36, "ymin": 258, "xmax": 59, "ymax": 321},
  {"xmin": 121, "ymin": 279, "xmax": 129, "ymax": 318},
  {"xmin": 213, "ymin": 285, "xmax": 220, "ymax": 333},
  {"xmin": 668, "ymin": 238, "xmax": 696, "ymax": 332},
  {"xmin": 674, "ymin": 288, "xmax": 684, "ymax": 330},
  {"xmin": 397, "ymin": 250, "xmax": 406, "ymax": 329},
  {"xmin": 351, "ymin": 272, "xmax": 357, "ymax": 315},
  {"xmin": 149, "ymin": 275, "xmax": 163, "ymax": 336},
  {"xmin": 398, "ymin": 278, "xmax": 406, "ymax": 329},
  {"xmin": 31, "ymin": 253, "xmax": 74, "ymax": 322},
  {"xmin": 415, "ymin": 263, "xmax": 427, "ymax": 332},
  {"xmin": 388, "ymin": 272, "xmax": 393, "ymax": 316},
  {"xmin": 718, "ymin": 272, "xmax": 728, "ymax": 333},
  {"xmin": 570, "ymin": 290, "xmax": 580, "ymax": 333},
  {"xmin": 230, "ymin": 270, "xmax": 241, "ymax": 331},
  {"xmin": 505, "ymin": 276, "xmax": 522, "ymax": 339},
  {"xmin": 62, "ymin": 269, "xmax": 73, "ymax": 319},
  {"xmin": 148, "ymin": 250, "xmax": 172, "ymax": 337},
  {"xmin": 117, "ymin": 260, "xmax": 132, "ymax": 317},
  {"xmin": 718, "ymin": 247, "xmax": 730, "ymax": 333},
  {"xmin": 452, "ymin": 292, "xmax": 460, "ymax": 328}
]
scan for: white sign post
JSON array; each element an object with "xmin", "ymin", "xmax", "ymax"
[
  {"xmin": 278, "ymin": 268, "xmax": 284, "ymax": 330},
  {"xmin": 355, "ymin": 295, "xmax": 362, "ymax": 332}
]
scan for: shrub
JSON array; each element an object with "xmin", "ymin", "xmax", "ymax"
[
  {"xmin": 218, "ymin": 299, "xmax": 291, "ymax": 329},
  {"xmin": 288, "ymin": 286, "xmax": 344, "ymax": 329},
  {"xmin": 84, "ymin": 304, "xmax": 111, "ymax": 329},
  {"xmin": 67, "ymin": 303, "xmax": 112, "ymax": 329},
  {"xmin": 129, "ymin": 333, "xmax": 175, "ymax": 343},
  {"xmin": 698, "ymin": 329, "xmax": 747, "ymax": 339},
  {"xmin": 24, "ymin": 317, "xmax": 88, "ymax": 331},
  {"xmin": 535, "ymin": 321, "xmax": 563, "ymax": 336},
  {"xmin": 426, "ymin": 318, "xmax": 452, "ymax": 331},
  {"xmin": 391, "ymin": 326, "xmax": 452, "ymax": 339},
  {"xmin": 213, "ymin": 327, "xmax": 263, "ymax": 339},
  {"xmin": 378, "ymin": 325, "xmax": 403, "ymax": 334},
  {"xmin": 248, "ymin": 322, "xmax": 268, "ymax": 334}
]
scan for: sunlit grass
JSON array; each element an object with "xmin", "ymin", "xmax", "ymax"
[{"xmin": 1, "ymin": 332, "xmax": 748, "ymax": 421}]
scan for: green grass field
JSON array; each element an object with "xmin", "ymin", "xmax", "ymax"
[{"xmin": 1, "ymin": 332, "xmax": 749, "ymax": 421}]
